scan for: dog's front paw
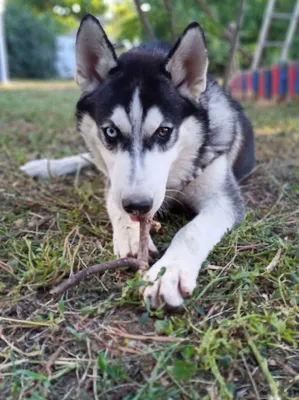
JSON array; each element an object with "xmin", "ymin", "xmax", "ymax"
[
  {"xmin": 141, "ymin": 258, "xmax": 198, "ymax": 308},
  {"xmin": 113, "ymin": 222, "xmax": 157, "ymax": 259}
]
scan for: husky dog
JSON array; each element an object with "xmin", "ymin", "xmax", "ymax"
[{"xmin": 21, "ymin": 14, "xmax": 254, "ymax": 308}]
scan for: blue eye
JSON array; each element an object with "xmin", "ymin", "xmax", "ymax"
[{"xmin": 104, "ymin": 126, "xmax": 119, "ymax": 138}]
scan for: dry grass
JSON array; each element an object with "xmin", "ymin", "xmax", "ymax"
[{"xmin": 0, "ymin": 82, "xmax": 298, "ymax": 400}]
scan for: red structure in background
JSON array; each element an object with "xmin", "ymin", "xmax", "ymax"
[
  {"xmin": 288, "ymin": 63, "xmax": 296, "ymax": 99},
  {"xmin": 229, "ymin": 62, "xmax": 299, "ymax": 100},
  {"xmin": 247, "ymin": 73, "xmax": 252, "ymax": 97},
  {"xmin": 258, "ymin": 69, "xmax": 265, "ymax": 98}
]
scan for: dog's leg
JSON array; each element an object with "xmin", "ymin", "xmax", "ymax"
[
  {"xmin": 20, "ymin": 153, "xmax": 93, "ymax": 178},
  {"xmin": 142, "ymin": 155, "xmax": 245, "ymax": 308},
  {"xmin": 106, "ymin": 190, "xmax": 157, "ymax": 258}
]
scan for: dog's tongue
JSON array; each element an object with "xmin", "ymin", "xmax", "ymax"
[{"xmin": 130, "ymin": 216, "xmax": 140, "ymax": 222}]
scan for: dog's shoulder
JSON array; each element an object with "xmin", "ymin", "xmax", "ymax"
[{"xmin": 194, "ymin": 77, "xmax": 252, "ymax": 169}]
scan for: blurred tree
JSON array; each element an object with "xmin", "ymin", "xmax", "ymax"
[
  {"xmin": 22, "ymin": 0, "xmax": 106, "ymax": 20},
  {"xmin": 106, "ymin": 0, "xmax": 153, "ymax": 43},
  {"xmin": 107, "ymin": 0, "xmax": 230, "ymax": 73},
  {"xmin": 5, "ymin": 3, "xmax": 57, "ymax": 78},
  {"xmin": 5, "ymin": 0, "xmax": 298, "ymax": 77},
  {"xmin": 107, "ymin": 0, "xmax": 299, "ymax": 74},
  {"xmin": 133, "ymin": 0, "xmax": 155, "ymax": 39},
  {"xmin": 6, "ymin": 0, "xmax": 107, "ymax": 32},
  {"xmin": 106, "ymin": 0, "xmax": 141, "ymax": 43},
  {"xmin": 223, "ymin": 0, "xmax": 246, "ymax": 90}
]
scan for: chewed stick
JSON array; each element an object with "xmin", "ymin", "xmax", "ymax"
[
  {"xmin": 137, "ymin": 216, "xmax": 152, "ymax": 272},
  {"xmin": 50, "ymin": 217, "xmax": 160, "ymax": 296}
]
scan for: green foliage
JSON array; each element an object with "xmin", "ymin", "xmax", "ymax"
[
  {"xmin": 108, "ymin": 0, "xmax": 299, "ymax": 73},
  {"xmin": 6, "ymin": 0, "xmax": 107, "ymax": 34},
  {"xmin": 25, "ymin": 0, "xmax": 106, "ymax": 20},
  {"xmin": 98, "ymin": 353, "xmax": 127, "ymax": 381},
  {"xmin": 106, "ymin": 0, "xmax": 141, "ymax": 43},
  {"xmin": 5, "ymin": 3, "xmax": 57, "ymax": 78},
  {"xmin": 169, "ymin": 360, "xmax": 197, "ymax": 381},
  {"xmin": 107, "ymin": 0, "xmax": 239, "ymax": 73}
]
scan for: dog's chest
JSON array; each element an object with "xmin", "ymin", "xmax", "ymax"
[{"xmin": 165, "ymin": 165, "xmax": 202, "ymax": 209}]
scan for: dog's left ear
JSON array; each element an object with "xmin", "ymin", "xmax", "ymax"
[
  {"xmin": 75, "ymin": 14, "xmax": 118, "ymax": 92},
  {"xmin": 166, "ymin": 22, "xmax": 208, "ymax": 100}
]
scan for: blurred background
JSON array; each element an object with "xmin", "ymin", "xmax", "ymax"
[{"xmin": 0, "ymin": 0, "xmax": 298, "ymax": 84}]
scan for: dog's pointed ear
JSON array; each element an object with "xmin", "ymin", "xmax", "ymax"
[
  {"xmin": 75, "ymin": 14, "xmax": 118, "ymax": 92},
  {"xmin": 166, "ymin": 22, "xmax": 208, "ymax": 100}
]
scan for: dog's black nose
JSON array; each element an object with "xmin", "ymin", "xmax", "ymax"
[{"xmin": 122, "ymin": 197, "xmax": 153, "ymax": 215}]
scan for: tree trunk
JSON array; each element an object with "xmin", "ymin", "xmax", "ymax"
[
  {"xmin": 195, "ymin": 0, "xmax": 252, "ymax": 64},
  {"xmin": 195, "ymin": 0, "xmax": 216, "ymax": 20},
  {"xmin": 223, "ymin": 0, "xmax": 246, "ymax": 91},
  {"xmin": 0, "ymin": 0, "xmax": 8, "ymax": 84},
  {"xmin": 133, "ymin": 0, "xmax": 155, "ymax": 40},
  {"xmin": 223, "ymin": 28, "xmax": 251, "ymax": 63},
  {"xmin": 163, "ymin": 0, "xmax": 176, "ymax": 42}
]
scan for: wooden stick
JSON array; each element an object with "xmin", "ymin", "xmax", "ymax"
[
  {"xmin": 137, "ymin": 216, "xmax": 152, "ymax": 272},
  {"xmin": 50, "ymin": 217, "xmax": 153, "ymax": 296}
]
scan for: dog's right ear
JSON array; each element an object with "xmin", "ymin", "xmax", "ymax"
[{"xmin": 75, "ymin": 14, "xmax": 118, "ymax": 92}]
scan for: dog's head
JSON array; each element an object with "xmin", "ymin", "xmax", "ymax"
[{"xmin": 75, "ymin": 14, "xmax": 208, "ymax": 219}]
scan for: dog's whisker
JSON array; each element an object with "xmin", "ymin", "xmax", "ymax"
[
  {"xmin": 157, "ymin": 200, "xmax": 170, "ymax": 218},
  {"xmin": 166, "ymin": 188, "xmax": 188, "ymax": 197},
  {"xmin": 164, "ymin": 195, "xmax": 185, "ymax": 209}
]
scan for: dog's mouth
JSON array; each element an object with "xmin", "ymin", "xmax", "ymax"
[{"xmin": 130, "ymin": 215, "xmax": 141, "ymax": 222}]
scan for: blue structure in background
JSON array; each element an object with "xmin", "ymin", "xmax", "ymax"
[
  {"xmin": 264, "ymin": 69, "xmax": 272, "ymax": 99},
  {"xmin": 252, "ymin": 71, "xmax": 259, "ymax": 95},
  {"xmin": 295, "ymin": 64, "xmax": 299, "ymax": 94},
  {"xmin": 278, "ymin": 65, "xmax": 288, "ymax": 96}
]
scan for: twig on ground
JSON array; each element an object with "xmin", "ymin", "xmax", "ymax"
[
  {"xmin": 50, "ymin": 258, "xmax": 140, "ymax": 296},
  {"xmin": 43, "ymin": 347, "xmax": 63, "ymax": 379},
  {"xmin": 241, "ymin": 353, "xmax": 261, "ymax": 400},
  {"xmin": 237, "ymin": 244, "xmax": 259, "ymax": 252},
  {"xmin": 265, "ymin": 248, "xmax": 282, "ymax": 273},
  {"xmin": 206, "ymin": 265, "xmax": 223, "ymax": 270},
  {"xmin": 0, "ymin": 260, "xmax": 14, "ymax": 276},
  {"xmin": 110, "ymin": 328, "xmax": 187, "ymax": 343},
  {"xmin": 50, "ymin": 217, "xmax": 157, "ymax": 296}
]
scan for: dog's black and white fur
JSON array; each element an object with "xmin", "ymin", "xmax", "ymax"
[{"xmin": 21, "ymin": 15, "xmax": 254, "ymax": 308}]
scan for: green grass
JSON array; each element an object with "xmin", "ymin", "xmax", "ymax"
[{"xmin": 0, "ymin": 82, "xmax": 299, "ymax": 400}]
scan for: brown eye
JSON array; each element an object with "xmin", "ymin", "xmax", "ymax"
[{"xmin": 156, "ymin": 126, "xmax": 173, "ymax": 140}]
